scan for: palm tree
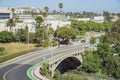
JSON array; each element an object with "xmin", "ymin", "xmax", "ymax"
[
  {"xmin": 53, "ymin": 10, "xmax": 56, "ymax": 15},
  {"xmin": 7, "ymin": 19, "xmax": 15, "ymax": 32},
  {"xmin": 44, "ymin": 6, "xmax": 49, "ymax": 39},
  {"xmin": 44, "ymin": 6, "xmax": 49, "ymax": 24},
  {"xmin": 58, "ymin": 3, "xmax": 63, "ymax": 27},
  {"xmin": 57, "ymin": 3, "xmax": 63, "ymax": 48},
  {"xmin": 103, "ymin": 11, "xmax": 111, "ymax": 22},
  {"xmin": 44, "ymin": 6, "xmax": 49, "ymax": 14},
  {"xmin": 11, "ymin": 8, "xmax": 15, "ymax": 19},
  {"xmin": 40, "ymin": 7, "xmax": 49, "ymax": 42},
  {"xmin": 31, "ymin": 11, "xmax": 35, "ymax": 19},
  {"xmin": 59, "ymin": 3, "xmax": 63, "ymax": 12},
  {"xmin": 6, "ymin": 8, "xmax": 16, "ymax": 32}
]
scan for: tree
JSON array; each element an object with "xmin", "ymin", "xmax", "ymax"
[
  {"xmin": 31, "ymin": 11, "xmax": 35, "ymax": 19},
  {"xmin": 97, "ymin": 43, "xmax": 113, "ymax": 59},
  {"xmin": 40, "ymin": 63, "xmax": 50, "ymax": 76},
  {"xmin": 7, "ymin": 19, "xmax": 16, "ymax": 32},
  {"xmin": 35, "ymin": 16, "xmax": 43, "ymax": 28},
  {"xmin": 53, "ymin": 10, "xmax": 56, "ymax": 14},
  {"xmin": 0, "ymin": 31, "xmax": 15, "ymax": 43},
  {"xmin": 114, "ymin": 43, "xmax": 120, "ymax": 54},
  {"xmin": 48, "ymin": 27, "xmax": 54, "ymax": 35},
  {"xmin": 44, "ymin": 6, "xmax": 49, "ymax": 14},
  {"xmin": 44, "ymin": 6, "xmax": 49, "ymax": 40},
  {"xmin": 55, "ymin": 26, "xmax": 76, "ymax": 39},
  {"xmin": 104, "ymin": 55, "xmax": 120, "ymax": 78},
  {"xmin": 15, "ymin": 27, "xmax": 28, "ymax": 43},
  {"xmin": 58, "ymin": 2, "xmax": 63, "ymax": 26},
  {"xmin": 44, "ymin": 6, "xmax": 49, "ymax": 23},
  {"xmin": 40, "ymin": 7, "xmax": 49, "ymax": 43},
  {"xmin": 58, "ymin": 3, "xmax": 63, "ymax": 12},
  {"xmin": 90, "ymin": 37, "xmax": 96, "ymax": 44},
  {"xmin": 11, "ymin": 8, "xmax": 15, "ymax": 19},
  {"xmin": 101, "ymin": 19, "xmax": 120, "ymax": 44},
  {"xmin": 82, "ymin": 51, "xmax": 101, "ymax": 73},
  {"xmin": 103, "ymin": 11, "xmax": 111, "ymax": 22},
  {"xmin": 35, "ymin": 27, "xmax": 44, "ymax": 44},
  {"xmin": 54, "ymin": 70, "xmax": 61, "ymax": 80}
]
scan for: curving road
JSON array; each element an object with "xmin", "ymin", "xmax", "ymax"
[{"xmin": 0, "ymin": 44, "xmax": 89, "ymax": 80}]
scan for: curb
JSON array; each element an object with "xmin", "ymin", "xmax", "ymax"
[{"xmin": 27, "ymin": 60, "xmax": 49, "ymax": 80}]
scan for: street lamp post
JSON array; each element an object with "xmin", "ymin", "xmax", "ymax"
[
  {"xmin": 49, "ymin": 33, "xmax": 53, "ymax": 58},
  {"xmin": 57, "ymin": 11, "xmax": 61, "ymax": 48},
  {"xmin": 28, "ymin": 26, "xmax": 29, "ymax": 49},
  {"xmin": 89, "ymin": 26, "xmax": 91, "ymax": 49}
]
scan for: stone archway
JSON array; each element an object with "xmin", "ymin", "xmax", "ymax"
[{"xmin": 55, "ymin": 57, "xmax": 81, "ymax": 74}]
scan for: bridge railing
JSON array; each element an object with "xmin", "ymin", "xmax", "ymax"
[{"xmin": 48, "ymin": 48, "xmax": 85, "ymax": 64}]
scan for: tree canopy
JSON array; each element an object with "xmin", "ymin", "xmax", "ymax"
[
  {"xmin": 100, "ymin": 19, "xmax": 120, "ymax": 44},
  {"xmin": 0, "ymin": 31, "xmax": 15, "ymax": 43},
  {"xmin": 55, "ymin": 26, "xmax": 77, "ymax": 39}
]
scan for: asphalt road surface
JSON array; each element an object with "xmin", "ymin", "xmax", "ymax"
[{"xmin": 0, "ymin": 44, "xmax": 88, "ymax": 80}]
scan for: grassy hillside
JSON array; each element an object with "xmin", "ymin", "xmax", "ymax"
[{"xmin": 0, "ymin": 43, "xmax": 35, "ymax": 54}]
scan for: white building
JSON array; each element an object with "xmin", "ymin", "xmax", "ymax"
[
  {"xmin": 111, "ymin": 15, "xmax": 119, "ymax": 22},
  {"xmin": 76, "ymin": 18, "xmax": 91, "ymax": 22},
  {"xmin": 10, "ymin": 19, "xmax": 36, "ymax": 32},
  {"xmin": 0, "ymin": 20, "xmax": 36, "ymax": 32},
  {"xmin": 0, "ymin": 7, "xmax": 12, "ymax": 20},
  {"xmin": 0, "ymin": 6, "xmax": 38, "ymax": 32},
  {"xmin": 15, "ymin": 6, "xmax": 42, "ymax": 20},
  {"xmin": 0, "ymin": 20, "xmax": 8, "ymax": 32},
  {"xmin": 0, "ymin": 7, "xmax": 12, "ymax": 32},
  {"xmin": 92, "ymin": 16, "xmax": 104, "ymax": 23},
  {"xmin": 47, "ymin": 14, "xmax": 71, "ymax": 30},
  {"xmin": 47, "ymin": 20, "xmax": 71, "ymax": 30}
]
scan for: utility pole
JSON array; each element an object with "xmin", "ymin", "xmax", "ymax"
[
  {"xmin": 89, "ymin": 26, "xmax": 91, "ymax": 49},
  {"xmin": 27, "ymin": 25, "xmax": 29, "ymax": 49},
  {"xmin": 57, "ymin": 12, "xmax": 61, "ymax": 48}
]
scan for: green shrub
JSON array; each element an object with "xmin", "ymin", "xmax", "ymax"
[
  {"xmin": 52, "ymin": 41, "xmax": 57, "ymax": 47},
  {"xmin": 0, "ymin": 47, "xmax": 5, "ymax": 51},
  {"xmin": 42, "ymin": 41, "xmax": 49, "ymax": 47},
  {"xmin": 90, "ymin": 37, "xmax": 96, "ymax": 44}
]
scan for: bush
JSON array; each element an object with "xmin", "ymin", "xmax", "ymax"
[
  {"xmin": 52, "ymin": 41, "xmax": 57, "ymax": 47},
  {"xmin": 0, "ymin": 31, "xmax": 15, "ymax": 43},
  {"xmin": 90, "ymin": 37, "xmax": 96, "ymax": 44},
  {"xmin": 42, "ymin": 41, "xmax": 49, "ymax": 47},
  {"xmin": 0, "ymin": 47, "xmax": 5, "ymax": 51},
  {"xmin": 0, "ymin": 47, "xmax": 6, "ymax": 55}
]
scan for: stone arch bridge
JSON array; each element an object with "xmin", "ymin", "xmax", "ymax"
[{"xmin": 47, "ymin": 48, "xmax": 85, "ymax": 76}]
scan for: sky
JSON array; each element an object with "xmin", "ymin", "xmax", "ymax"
[{"xmin": 0, "ymin": 0, "xmax": 120, "ymax": 13}]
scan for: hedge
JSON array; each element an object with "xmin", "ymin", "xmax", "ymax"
[{"xmin": 0, "ymin": 48, "xmax": 36, "ymax": 63}]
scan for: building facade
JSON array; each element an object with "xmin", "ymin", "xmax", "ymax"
[
  {"xmin": 0, "ymin": 7, "xmax": 38, "ymax": 32},
  {"xmin": 0, "ymin": 7, "xmax": 12, "ymax": 20},
  {"xmin": 92, "ymin": 16, "xmax": 104, "ymax": 23}
]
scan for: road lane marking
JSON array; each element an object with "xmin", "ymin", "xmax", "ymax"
[
  {"xmin": 3, "ymin": 44, "xmax": 87, "ymax": 80},
  {"xmin": 3, "ymin": 53, "xmax": 50, "ymax": 80}
]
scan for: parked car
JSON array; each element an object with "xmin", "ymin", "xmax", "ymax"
[
  {"xmin": 81, "ymin": 39, "xmax": 86, "ymax": 43},
  {"xmin": 60, "ymin": 39, "xmax": 70, "ymax": 45}
]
